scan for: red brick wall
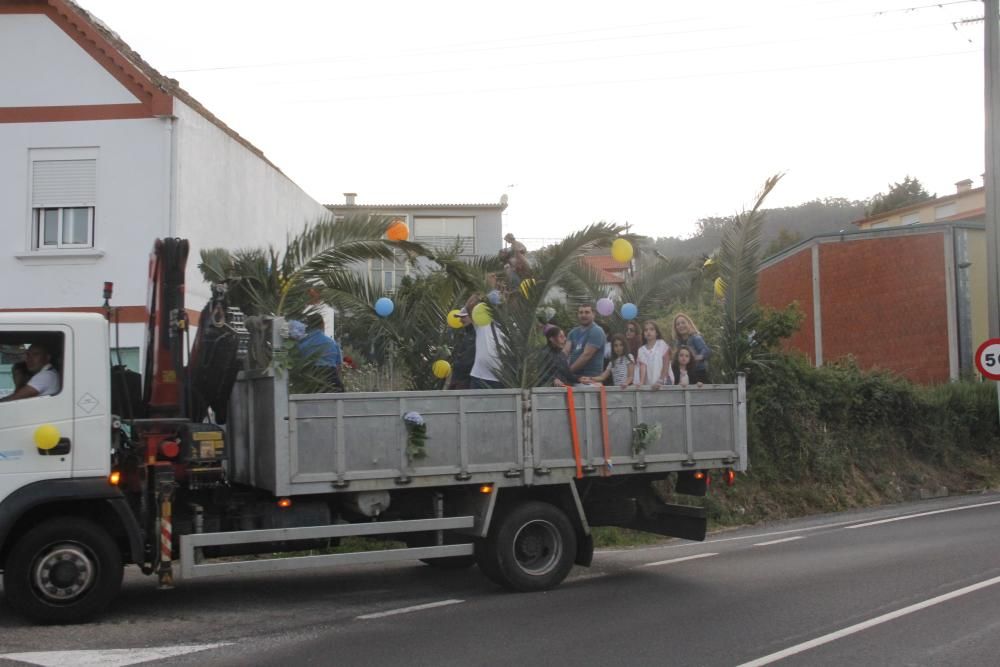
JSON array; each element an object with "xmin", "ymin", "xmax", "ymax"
[
  {"xmin": 818, "ymin": 233, "xmax": 948, "ymax": 383},
  {"xmin": 759, "ymin": 248, "xmax": 814, "ymax": 363}
]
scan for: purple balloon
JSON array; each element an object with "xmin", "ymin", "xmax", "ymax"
[{"xmin": 596, "ymin": 297, "xmax": 614, "ymax": 317}]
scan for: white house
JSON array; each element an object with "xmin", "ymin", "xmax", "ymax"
[{"xmin": 0, "ymin": 0, "xmax": 329, "ymax": 385}]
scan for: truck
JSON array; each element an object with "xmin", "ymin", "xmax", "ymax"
[{"xmin": 0, "ymin": 238, "xmax": 747, "ymax": 624}]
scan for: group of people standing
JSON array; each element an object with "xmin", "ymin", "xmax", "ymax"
[
  {"xmin": 543, "ymin": 305, "xmax": 710, "ymax": 390},
  {"xmin": 446, "ymin": 295, "xmax": 711, "ymax": 391}
]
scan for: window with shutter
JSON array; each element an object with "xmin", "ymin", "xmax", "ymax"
[{"xmin": 29, "ymin": 153, "xmax": 97, "ymax": 250}]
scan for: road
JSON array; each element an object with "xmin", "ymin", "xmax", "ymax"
[{"xmin": 1, "ymin": 492, "xmax": 999, "ymax": 666}]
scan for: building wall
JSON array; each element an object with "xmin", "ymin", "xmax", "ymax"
[
  {"xmin": 172, "ymin": 100, "xmax": 330, "ymax": 305},
  {"xmin": 0, "ymin": 117, "xmax": 171, "ymax": 357},
  {"xmin": 818, "ymin": 234, "xmax": 949, "ymax": 384},
  {"xmin": 0, "ymin": 13, "xmax": 137, "ymax": 107},
  {"xmin": 966, "ymin": 228, "xmax": 989, "ymax": 357},
  {"xmin": 759, "ymin": 247, "xmax": 815, "ymax": 363},
  {"xmin": 759, "ymin": 229, "xmax": 966, "ymax": 384}
]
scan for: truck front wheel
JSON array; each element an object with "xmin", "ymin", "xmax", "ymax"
[
  {"xmin": 3, "ymin": 518, "xmax": 123, "ymax": 624},
  {"xmin": 480, "ymin": 501, "xmax": 577, "ymax": 592}
]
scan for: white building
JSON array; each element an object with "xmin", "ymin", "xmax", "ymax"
[{"xmin": 0, "ymin": 0, "xmax": 328, "ymax": 385}]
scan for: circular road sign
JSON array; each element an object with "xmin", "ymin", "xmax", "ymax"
[{"xmin": 975, "ymin": 338, "xmax": 1000, "ymax": 380}]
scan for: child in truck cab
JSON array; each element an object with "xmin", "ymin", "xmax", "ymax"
[
  {"xmin": 0, "ymin": 343, "xmax": 60, "ymax": 402},
  {"xmin": 11, "ymin": 361, "xmax": 29, "ymax": 392}
]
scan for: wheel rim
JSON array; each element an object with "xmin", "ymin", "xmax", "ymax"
[
  {"xmin": 511, "ymin": 519, "xmax": 562, "ymax": 576},
  {"xmin": 32, "ymin": 543, "xmax": 97, "ymax": 604}
]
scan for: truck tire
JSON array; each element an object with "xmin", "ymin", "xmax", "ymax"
[
  {"xmin": 481, "ymin": 501, "xmax": 577, "ymax": 592},
  {"xmin": 3, "ymin": 518, "xmax": 123, "ymax": 624}
]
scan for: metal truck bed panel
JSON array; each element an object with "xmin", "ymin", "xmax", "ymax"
[
  {"xmin": 530, "ymin": 385, "xmax": 742, "ymax": 471},
  {"xmin": 228, "ymin": 371, "xmax": 746, "ymax": 496}
]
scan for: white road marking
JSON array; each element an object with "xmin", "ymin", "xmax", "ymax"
[
  {"xmin": 736, "ymin": 574, "xmax": 1000, "ymax": 667},
  {"xmin": 0, "ymin": 643, "xmax": 230, "ymax": 667},
  {"xmin": 356, "ymin": 598, "xmax": 464, "ymax": 619},
  {"xmin": 641, "ymin": 552, "xmax": 718, "ymax": 567},
  {"xmin": 753, "ymin": 536, "xmax": 804, "ymax": 547},
  {"xmin": 844, "ymin": 499, "xmax": 1000, "ymax": 530}
]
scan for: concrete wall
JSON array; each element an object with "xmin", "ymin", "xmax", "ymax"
[{"xmin": 172, "ymin": 100, "xmax": 330, "ymax": 305}]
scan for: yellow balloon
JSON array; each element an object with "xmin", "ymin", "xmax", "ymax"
[
  {"xmin": 519, "ymin": 278, "xmax": 536, "ymax": 298},
  {"xmin": 611, "ymin": 238, "xmax": 634, "ymax": 263},
  {"xmin": 34, "ymin": 424, "xmax": 60, "ymax": 450},
  {"xmin": 446, "ymin": 309, "xmax": 463, "ymax": 329},
  {"xmin": 472, "ymin": 302, "xmax": 493, "ymax": 326},
  {"xmin": 714, "ymin": 276, "xmax": 726, "ymax": 299},
  {"xmin": 432, "ymin": 359, "xmax": 452, "ymax": 379}
]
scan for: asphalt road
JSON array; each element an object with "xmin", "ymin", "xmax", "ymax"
[{"xmin": 2, "ymin": 492, "xmax": 1000, "ymax": 666}]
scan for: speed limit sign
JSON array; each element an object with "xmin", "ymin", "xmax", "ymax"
[{"xmin": 975, "ymin": 338, "xmax": 1000, "ymax": 380}]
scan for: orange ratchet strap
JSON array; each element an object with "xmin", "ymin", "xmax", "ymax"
[{"xmin": 565, "ymin": 386, "xmax": 583, "ymax": 479}]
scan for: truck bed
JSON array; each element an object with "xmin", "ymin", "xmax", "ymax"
[{"xmin": 228, "ymin": 373, "xmax": 747, "ymax": 496}]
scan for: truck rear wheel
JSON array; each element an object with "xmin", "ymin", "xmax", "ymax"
[
  {"xmin": 3, "ymin": 518, "xmax": 123, "ymax": 624},
  {"xmin": 480, "ymin": 501, "xmax": 577, "ymax": 592}
]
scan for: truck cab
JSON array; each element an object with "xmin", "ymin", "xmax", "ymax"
[{"xmin": 0, "ymin": 312, "xmax": 133, "ymax": 623}]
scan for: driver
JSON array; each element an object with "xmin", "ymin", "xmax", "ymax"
[{"xmin": 0, "ymin": 343, "xmax": 60, "ymax": 402}]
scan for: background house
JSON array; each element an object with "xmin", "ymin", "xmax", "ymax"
[
  {"xmin": 580, "ymin": 255, "xmax": 629, "ymax": 297},
  {"xmin": 0, "ymin": 0, "xmax": 329, "ymax": 389},
  {"xmin": 853, "ymin": 179, "xmax": 985, "ymax": 230},
  {"xmin": 758, "ymin": 221, "xmax": 986, "ymax": 384},
  {"xmin": 326, "ymin": 193, "xmax": 506, "ymax": 291}
]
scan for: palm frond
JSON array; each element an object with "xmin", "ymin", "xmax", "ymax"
[{"xmin": 716, "ymin": 173, "xmax": 784, "ymax": 380}]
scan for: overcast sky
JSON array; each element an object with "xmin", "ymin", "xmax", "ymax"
[{"xmin": 79, "ymin": 0, "xmax": 986, "ymax": 247}]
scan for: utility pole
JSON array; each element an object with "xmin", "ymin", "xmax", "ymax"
[
  {"xmin": 986, "ymin": 0, "xmax": 1000, "ymax": 416},
  {"xmin": 988, "ymin": 0, "xmax": 1000, "ymax": 338}
]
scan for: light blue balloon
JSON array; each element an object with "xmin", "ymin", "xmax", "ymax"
[
  {"xmin": 620, "ymin": 302, "xmax": 638, "ymax": 320},
  {"xmin": 487, "ymin": 290, "xmax": 502, "ymax": 305},
  {"xmin": 374, "ymin": 297, "xmax": 394, "ymax": 317}
]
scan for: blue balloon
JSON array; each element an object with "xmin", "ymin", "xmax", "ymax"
[
  {"xmin": 620, "ymin": 302, "xmax": 638, "ymax": 320},
  {"xmin": 487, "ymin": 290, "xmax": 502, "ymax": 305},
  {"xmin": 374, "ymin": 297, "xmax": 394, "ymax": 317}
]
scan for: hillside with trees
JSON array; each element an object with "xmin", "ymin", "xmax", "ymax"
[{"xmin": 651, "ymin": 176, "xmax": 936, "ymax": 260}]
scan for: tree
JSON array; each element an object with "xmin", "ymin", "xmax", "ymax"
[
  {"xmin": 866, "ymin": 176, "xmax": 934, "ymax": 217},
  {"xmin": 763, "ymin": 229, "xmax": 802, "ymax": 257}
]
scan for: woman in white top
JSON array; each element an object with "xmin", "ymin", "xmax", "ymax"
[{"xmin": 637, "ymin": 320, "xmax": 673, "ymax": 387}]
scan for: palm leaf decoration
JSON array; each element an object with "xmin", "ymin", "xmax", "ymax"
[
  {"xmin": 197, "ymin": 213, "xmax": 429, "ymax": 319},
  {"xmin": 716, "ymin": 173, "xmax": 784, "ymax": 381},
  {"xmin": 489, "ymin": 223, "xmax": 625, "ymax": 388},
  {"xmin": 619, "ymin": 254, "xmax": 696, "ymax": 317}
]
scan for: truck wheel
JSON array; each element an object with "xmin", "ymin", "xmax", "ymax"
[
  {"xmin": 3, "ymin": 518, "xmax": 123, "ymax": 624},
  {"xmin": 483, "ymin": 501, "xmax": 577, "ymax": 592}
]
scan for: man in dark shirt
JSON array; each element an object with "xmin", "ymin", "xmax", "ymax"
[{"xmin": 448, "ymin": 308, "xmax": 476, "ymax": 390}]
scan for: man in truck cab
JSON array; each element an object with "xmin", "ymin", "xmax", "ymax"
[{"xmin": 0, "ymin": 342, "xmax": 60, "ymax": 402}]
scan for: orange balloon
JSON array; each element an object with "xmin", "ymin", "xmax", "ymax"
[{"xmin": 387, "ymin": 221, "xmax": 409, "ymax": 241}]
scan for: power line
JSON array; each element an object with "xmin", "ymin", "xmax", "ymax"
[
  {"xmin": 165, "ymin": 1, "xmax": 979, "ymax": 75},
  {"xmin": 240, "ymin": 19, "xmax": 962, "ymax": 89},
  {"xmin": 281, "ymin": 48, "xmax": 978, "ymax": 106}
]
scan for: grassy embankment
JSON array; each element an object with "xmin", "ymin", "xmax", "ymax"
[{"xmin": 594, "ymin": 355, "xmax": 1000, "ymax": 548}]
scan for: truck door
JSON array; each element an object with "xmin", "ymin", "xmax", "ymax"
[{"xmin": 0, "ymin": 326, "xmax": 74, "ymax": 503}]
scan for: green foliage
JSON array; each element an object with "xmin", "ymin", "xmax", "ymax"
[
  {"xmin": 716, "ymin": 173, "xmax": 784, "ymax": 382},
  {"xmin": 745, "ymin": 354, "xmax": 1000, "ymax": 487},
  {"xmin": 866, "ymin": 175, "xmax": 934, "ymax": 217},
  {"xmin": 198, "ymin": 213, "xmax": 427, "ymax": 320},
  {"xmin": 763, "ymin": 229, "xmax": 802, "ymax": 258}
]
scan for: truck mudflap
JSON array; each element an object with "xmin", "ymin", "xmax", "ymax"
[{"xmin": 579, "ymin": 480, "xmax": 707, "ymax": 542}]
